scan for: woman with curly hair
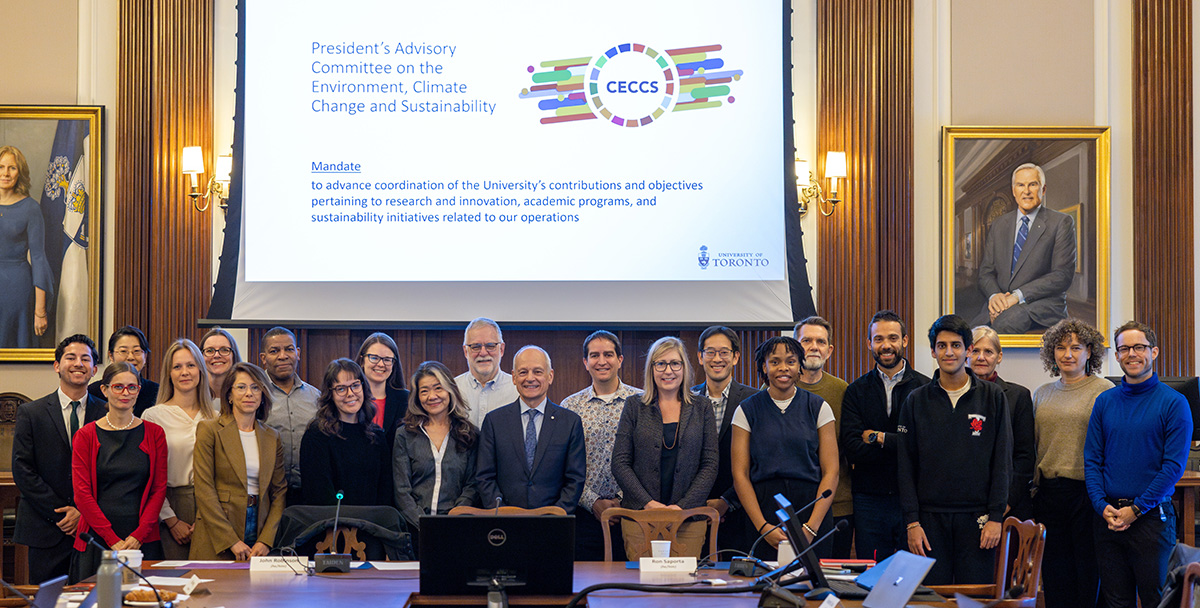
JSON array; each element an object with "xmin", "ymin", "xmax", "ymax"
[{"xmin": 1032, "ymin": 318, "xmax": 1112, "ymax": 608}]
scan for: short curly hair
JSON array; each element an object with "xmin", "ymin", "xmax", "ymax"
[{"xmin": 1039, "ymin": 318, "xmax": 1107, "ymax": 377}]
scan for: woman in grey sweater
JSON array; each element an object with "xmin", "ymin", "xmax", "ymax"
[
  {"xmin": 612, "ymin": 336, "xmax": 718, "ymax": 559},
  {"xmin": 1032, "ymin": 319, "xmax": 1112, "ymax": 608}
]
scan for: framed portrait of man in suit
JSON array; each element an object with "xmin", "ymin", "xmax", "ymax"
[
  {"xmin": 942, "ymin": 126, "xmax": 1110, "ymax": 348},
  {"xmin": 0, "ymin": 106, "xmax": 104, "ymax": 361}
]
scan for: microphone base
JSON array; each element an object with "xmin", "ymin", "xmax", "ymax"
[
  {"xmin": 730, "ymin": 557, "xmax": 769, "ymax": 577},
  {"xmin": 314, "ymin": 554, "xmax": 351, "ymax": 573},
  {"xmin": 759, "ymin": 584, "xmax": 805, "ymax": 608}
]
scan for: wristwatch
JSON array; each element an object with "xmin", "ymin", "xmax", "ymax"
[
  {"xmin": 868, "ymin": 431, "xmax": 879, "ymax": 445},
  {"xmin": 1130, "ymin": 504, "xmax": 1143, "ymax": 518}
]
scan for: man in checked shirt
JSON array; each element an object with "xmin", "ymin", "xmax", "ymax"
[{"xmin": 562, "ymin": 330, "xmax": 643, "ymax": 561}]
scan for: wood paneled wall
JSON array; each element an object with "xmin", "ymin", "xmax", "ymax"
[
  {"xmin": 817, "ymin": 0, "xmax": 915, "ymax": 382},
  {"xmin": 1132, "ymin": 0, "xmax": 1194, "ymax": 375},
  {"xmin": 116, "ymin": 0, "xmax": 213, "ymax": 377},
  {"xmin": 246, "ymin": 328, "xmax": 775, "ymax": 404}
]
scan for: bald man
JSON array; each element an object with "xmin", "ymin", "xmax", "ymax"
[{"xmin": 475, "ymin": 346, "xmax": 586, "ymax": 513}]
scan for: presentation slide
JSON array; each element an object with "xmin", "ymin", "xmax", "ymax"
[{"xmin": 242, "ymin": 0, "xmax": 786, "ymax": 283}]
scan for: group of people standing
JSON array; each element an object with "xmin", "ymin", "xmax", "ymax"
[{"xmin": 11, "ymin": 314, "xmax": 1193, "ymax": 608}]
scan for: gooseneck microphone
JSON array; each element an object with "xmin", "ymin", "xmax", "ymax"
[
  {"xmin": 729, "ymin": 489, "xmax": 832, "ymax": 577},
  {"xmin": 315, "ymin": 490, "xmax": 351, "ymax": 573},
  {"xmin": 78, "ymin": 532, "xmax": 174, "ymax": 608},
  {"xmin": 493, "ymin": 495, "xmax": 502, "ymax": 515},
  {"xmin": 759, "ymin": 519, "xmax": 849, "ymax": 584}
]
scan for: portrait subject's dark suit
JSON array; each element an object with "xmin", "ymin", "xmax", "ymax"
[
  {"xmin": 975, "ymin": 206, "xmax": 1077, "ymax": 333},
  {"xmin": 12, "ymin": 391, "xmax": 106, "ymax": 582},
  {"xmin": 476, "ymin": 400, "xmax": 586, "ymax": 514}
]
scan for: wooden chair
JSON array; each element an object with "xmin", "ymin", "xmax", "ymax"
[
  {"xmin": 316, "ymin": 526, "xmax": 368, "ymax": 561},
  {"xmin": 447, "ymin": 505, "xmax": 567, "ymax": 516},
  {"xmin": 927, "ymin": 517, "xmax": 1046, "ymax": 608},
  {"xmin": 598, "ymin": 506, "xmax": 719, "ymax": 562},
  {"xmin": 0, "ymin": 582, "xmax": 39, "ymax": 607},
  {"xmin": 1180, "ymin": 562, "xmax": 1200, "ymax": 608}
]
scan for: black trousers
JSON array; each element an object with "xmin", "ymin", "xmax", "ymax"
[
  {"xmin": 1033, "ymin": 478, "xmax": 1098, "ymax": 608},
  {"xmin": 574, "ymin": 506, "xmax": 622, "ymax": 561},
  {"xmin": 919, "ymin": 511, "xmax": 995, "ymax": 585},
  {"xmin": 749, "ymin": 478, "xmax": 833, "ymax": 561},
  {"xmin": 830, "ymin": 513, "xmax": 854, "ymax": 559},
  {"xmin": 27, "ymin": 535, "xmax": 74, "ymax": 584},
  {"xmin": 1093, "ymin": 501, "xmax": 1175, "ymax": 608}
]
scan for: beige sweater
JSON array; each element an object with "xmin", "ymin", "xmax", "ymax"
[{"xmin": 1032, "ymin": 375, "xmax": 1114, "ymax": 482}]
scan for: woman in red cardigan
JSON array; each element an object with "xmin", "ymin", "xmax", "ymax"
[{"xmin": 71, "ymin": 361, "xmax": 168, "ymax": 581}]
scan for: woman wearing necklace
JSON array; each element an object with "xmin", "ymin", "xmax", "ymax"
[
  {"xmin": 191, "ymin": 362, "xmax": 287, "ymax": 560},
  {"xmin": 393, "ymin": 361, "xmax": 479, "ymax": 554},
  {"xmin": 141, "ymin": 339, "xmax": 217, "ymax": 559},
  {"xmin": 0, "ymin": 145, "xmax": 54, "ymax": 348},
  {"xmin": 71, "ymin": 362, "xmax": 168, "ymax": 581},
  {"xmin": 732, "ymin": 336, "xmax": 839, "ymax": 559},
  {"xmin": 354, "ymin": 333, "xmax": 410, "ymax": 445},
  {"xmin": 612, "ymin": 336, "xmax": 718, "ymax": 560},
  {"xmin": 200, "ymin": 327, "xmax": 242, "ymax": 400}
]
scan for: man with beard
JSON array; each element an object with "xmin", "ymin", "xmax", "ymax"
[
  {"xmin": 260, "ymin": 326, "xmax": 320, "ymax": 496},
  {"xmin": 455, "ymin": 317, "xmax": 519, "ymax": 428},
  {"xmin": 793, "ymin": 316, "xmax": 851, "ymax": 558},
  {"xmin": 839, "ymin": 310, "xmax": 930, "ymax": 561}
]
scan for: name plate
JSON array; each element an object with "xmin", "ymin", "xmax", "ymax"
[
  {"xmin": 639, "ymin": 557, "xmax": 696, "ymax": 572},
  {"xmin": 250, "ymin": 556, "xmax": 307, "ymax": 572}
]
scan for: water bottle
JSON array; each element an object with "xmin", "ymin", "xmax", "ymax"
[
  {"xmin": 97, "ymin": 550, "xmax": 121, "ymax": 608},
  {"xmin": 777, "ymin": 539, "xmax": 796, "ymax": 567}
]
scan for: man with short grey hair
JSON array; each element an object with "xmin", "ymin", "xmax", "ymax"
[{"xmin": 455, "ymin": 317, "xmax": 519, "ymax": 427}]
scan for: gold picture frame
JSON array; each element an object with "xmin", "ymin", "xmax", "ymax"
[
  {"xmin": 943, "ymin": 126, "xmax": 1110, "ymax": 348},
  {"xmin": 0, "ymin": 105, "xmax": 104, "ymax": 362}
]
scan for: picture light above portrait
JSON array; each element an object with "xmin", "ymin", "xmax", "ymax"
[
  {"xmin": 181, "ymin": 146, "xmax": 232, "ymax": 213},
  {"xmin": 796, "ymin": 151, "xmax": 846, "ymax": 217}
]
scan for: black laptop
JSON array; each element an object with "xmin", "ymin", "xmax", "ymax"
[{"xmin": 418, "ymin": 515, "xmax": 575, "ymax": 596}]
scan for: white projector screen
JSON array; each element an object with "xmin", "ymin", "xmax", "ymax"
[{"xmin": 207, "ymin": 0, "xmax": 813, "ymax": 327}]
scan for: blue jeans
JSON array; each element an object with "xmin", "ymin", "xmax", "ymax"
[
  {"xmin": 245, "ymin": 504, "xmax": 259, "ymax": 547},
  {"xmin": 852, "ymin": 493, "xmax": 905, "ymax": 561}
]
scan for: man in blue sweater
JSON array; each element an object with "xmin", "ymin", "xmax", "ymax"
[{"xmin": 1084, "ymin": 321, "xmax": 1192, "ymax": 608}]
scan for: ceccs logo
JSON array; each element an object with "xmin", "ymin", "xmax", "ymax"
[
  {"xmin": 606, "ymin": 81, "xmax": 660, "ymax": 94},
  {"xmin": 588, "ymin": 42, "xmax": 677, "ymax": 127}
]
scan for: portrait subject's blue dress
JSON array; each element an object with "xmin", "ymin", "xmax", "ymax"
[{"xmin": 0, "ymin": 196, "xmax": 54, "ymax": 348}]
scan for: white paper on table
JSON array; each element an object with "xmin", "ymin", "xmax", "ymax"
[
  {"xmin": 142, "ymin": 576, "xmax": 215, "ymax": 586},
  {"xmin": 369, "ymin": 561, "xmax": 420, "ymax": 571}
]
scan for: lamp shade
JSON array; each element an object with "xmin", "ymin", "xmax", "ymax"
[
  {"xmin": 824, "ymin": 151, "xmax": 847, "ymax": 179},
  {"xmin": 796, "ymin": 159, "xmax": 809, "ymax": 181},
  {"xmin": 181, "ymin": 146, "xmax": 204, "ymax": 174},
  {"xmin": 215, "ymin": 155, "xmax": 233, "ymax": 182}
]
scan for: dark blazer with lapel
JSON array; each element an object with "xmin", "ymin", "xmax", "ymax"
[
  {"xmin": 691, "ymin": 381, "xmax": 757, "ymax": 507},
  {"xmin": 12, "ymin": 391, "xmax": 106, "ymax": 547},
  {"xmin": 475, "ymin": 400, "xmax": 586, "ymax": 513},
  {"xmin": 977, "ymin": 206, "xmax": 1077, "ymax": 327},
  {"xmin": 191, "ymin": 415, "xmax": 288, "ymax": 558},
  {"xmin": 380, "ymin": 385, "xmax": 411, "ymax": 446},
  {"xmin": 993, "ymin": 376, "xmax": 1035, "ymax": 520}
]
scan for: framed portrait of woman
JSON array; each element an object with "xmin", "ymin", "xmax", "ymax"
[{"xmin": 0, "ymin": 106, "xmax": 103, "ymax": 361}]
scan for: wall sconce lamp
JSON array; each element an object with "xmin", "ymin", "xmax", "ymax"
[
  {"xmin": 182, "ymin": 146, "xmax": 232, "ymax": 213},
  {"xmin": 796, "ymin": 151, "xmax": 847, "ymax": 217}
]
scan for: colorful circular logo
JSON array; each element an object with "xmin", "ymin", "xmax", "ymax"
[{"xmin": 587, "ymin": 43, "xmax": 677, "ymax": 127}]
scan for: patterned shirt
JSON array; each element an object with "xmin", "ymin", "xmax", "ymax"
[{"xmin": 562, "ymin": 382, "xmax": 643, "ymax": 512}]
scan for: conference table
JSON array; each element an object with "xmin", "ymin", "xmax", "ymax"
[{"xmin": 142, "ymin": 562, "xmax": 953, "ymax": 608}]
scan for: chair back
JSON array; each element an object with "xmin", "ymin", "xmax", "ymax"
[
  {"xmin": 447, "ymin": 505, "xmax": 567, "ymax": 516},
  {"xmin": 995, "ymin": 517, "xmax": 1046, "ymax": 600},
  {"xmin": 1180, "ymin": 562, "xmax": 1200, "ymax": 608},
  {"xmin": 599, "ymin": 506, "xmax": 718, "ymax": 562}
]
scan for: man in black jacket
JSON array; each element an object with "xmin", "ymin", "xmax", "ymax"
[
  {"xmin": 13, "ymin": 334, "xmax": 107, "ymax": 583},
  {"xmin": 840, "ymin": 310, "xmax": 929, "ymax": 561}
]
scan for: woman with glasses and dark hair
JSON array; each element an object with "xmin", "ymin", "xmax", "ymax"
[
  {"xmin": 191, "ymin": 362, "xmax": 287, "ymax": 560},
  {"xmin": 71, "ymin": 362, "xmax": 168, "ymax": 580},
  {"xmin": 393, "ymin": 361, "xmax": 479, "ymax": 552},
  {"xmin": 732, "ymin": 336, "xmax": 839, "ymax": 559},
  {"xmin": 355, "ymin": 333, "xmax": 409, "ymax": 444},
  {"xmin": 200, "ymin": 327, "xmax": 242, "ymax": 400},
  {"xmin": 611, "ymin": 336, "xmax": 718, "ymax": 559},
  {"xmin": 299, "ymin": 358, "xmax": 393, "ymax": 506}
]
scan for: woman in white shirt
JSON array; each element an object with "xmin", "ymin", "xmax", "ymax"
[
  {"xmin": 141, "ymin": 338, "xmax": 216, "ymax": 559},
  {"xmin": 392, "ymin": 361, "xmax": 479, "ymax": 554},
  {"xmin": 191, "ymin": 362, "xmax": 287, "ymax": 560}
]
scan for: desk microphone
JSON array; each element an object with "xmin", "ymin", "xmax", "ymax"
[
  {"xmin": 315, "ymin": 490, "xmax": 351, "ymax": 573},
  {"xmin": 729, "ymin": 489, "xmax": 831, "ymax": 577},
  {"xmin": 493, "ymin": 495, "xmax": 502, "ymax": 515},
  {"xmin": 78, "ymin": 532, "xmax": 174, "ymax": 608}
]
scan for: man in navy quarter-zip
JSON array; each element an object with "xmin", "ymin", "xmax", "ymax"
[
  {"xmin": 1085, "ymin": 321, "xmax": 1191, "ymax": 608},
  {"xmin": 898, "ymin": 314, "xmax": 1011, "ymax": 585}
]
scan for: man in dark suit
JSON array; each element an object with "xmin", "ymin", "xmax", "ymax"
[
  {"xmin": 692, "ymin": 326, "xmax": 757, "ymax": 553},
  {"xmin": 13, "ymin": 334, "xmax": 107, "ymax": 583},
  {"xmin": 86, "ymin": 325, "xmax": 159, "ymax": 416},
  {"xmin": 974, "ymin": 163, "xmax": 1077, "ymax": 334},
  {"xmin": 477, "ymin": 345, "xmax": 586, "ymax": 513}
]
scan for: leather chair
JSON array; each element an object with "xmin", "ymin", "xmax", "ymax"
[{"xmin": 447, "ymin": 505, "xmax": 567, "ymax": 516}]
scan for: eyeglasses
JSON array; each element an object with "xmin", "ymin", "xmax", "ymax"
[
  {"xmin": 466, "ymin": 342, "xmax": 501, "ymax": 354},
  {"xmin": 652, "ymin": 360, "xmax": 684, "ymax": 372},
  {"xmin": 232, "ymin": 383, "xmax": 262, "ymax": 394},
  {"xmin": 1115, "ymin": 344, "xmax": 1152, "ymax": 356},
  {"xmin": 107, "ymin": 383, "xmax": 141, "ymax": 394},
  {"xmin": 701, "ymin": 348, "xmax": 734, "ymax": 359},
  {"xmin": 113, "ymin": 348, "xmax": 146, "ymax": 358},
  {"xmin": 364, "ymin": 354, "xmax": 396, "ymax": 366},
  {"xmin": 203, "ymin": 347, "xmax": 234, "ymax": 357},
  {"xmin": 331, "ymin": 381, "xmax": 363, "ymax": 396}
]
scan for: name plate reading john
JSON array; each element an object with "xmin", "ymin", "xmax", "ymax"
[{"xmin": 249, "ymin": 556, "xmax": 308, "ymax": 573}]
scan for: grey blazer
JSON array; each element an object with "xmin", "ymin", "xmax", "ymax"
[
  {"xmin": 393, "ymin": 425, "xmax": 479, "ymax": 529},
  {"xmin": 611, "ymin": 393, "xmax": 718, "ymax": 509},
  {"xmin": 977, "ymin": 206, "xmax": 1077, "ymax": 328}
]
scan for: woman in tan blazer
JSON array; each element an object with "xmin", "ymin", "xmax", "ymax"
[{"xmin": 191, "ymin": 362, "xmax": 287, "ymax": 560}]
